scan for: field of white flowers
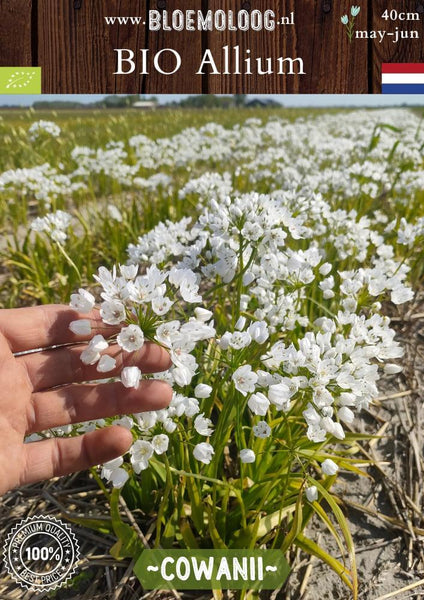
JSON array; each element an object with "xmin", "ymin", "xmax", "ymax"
[{"xmin": 1, "ymin": 107, "xmax": 423, "ymax": 599}]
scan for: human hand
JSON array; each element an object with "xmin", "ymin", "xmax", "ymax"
[{"xmin": 0, "ymin": 304, "xmax": 172, "ymax": 495}]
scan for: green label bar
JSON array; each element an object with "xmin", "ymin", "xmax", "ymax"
[
  {"xmin": 134, "ymin": 550, "xmax": 290, "ymax": 590},
  {"xmin": 0, "ymin": 68, "xmax": 42, "ymax": 94}
]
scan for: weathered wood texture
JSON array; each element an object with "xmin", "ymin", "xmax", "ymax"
[
  {"xmin": 144, "ymin": 1, "xmax": 203, "ymax": 93},
  {"xmin": 38, "ymin": 0, "xmax": 149, "ymax": 93},
  {"xmin": 0, "ymin": 1, "xmax": 424, "ymax": 93},
  {"xmin": 0, "ymin": 0, "xmax": 33, "ymax": 67},
  {"xmin": 206, "ymin": 0, "xmax": 369, "ymax": 93}
]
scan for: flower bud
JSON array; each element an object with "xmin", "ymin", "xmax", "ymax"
[
  {"xmin": 97, "ymin": 355, "xmax": 117, "ymax": 373},
  {"xmin": 194, "ymin": 384, "xmax": 213, "ymax": 398},
  {"xmin": 322, "ymin": 459, "xmax": 339, "ymax": 476},
  {"xmin": 121, "ymin": 366, "xmax": 141, "ymax": 389},
  {"xmin": 240, "ymin": 449, "xmax": 256, "ymax": 464},
  {"xmin": 306, "ymin": 486, "xmax": 318, "ymax": 502},
  {"xmin": 69, "ymin": 319, "xmax": 91, "ymax": 336}
]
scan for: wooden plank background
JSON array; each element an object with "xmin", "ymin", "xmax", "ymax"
[
  {"xmin": 0, "ymin": 0, "xmax": 33, "ymax": 68},
  {"xmin": 0, "ymin": 0, "xmax": 424, "ymax": 93}
]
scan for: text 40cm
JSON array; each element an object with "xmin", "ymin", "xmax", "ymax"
[{"xmin": 382, "ymin": 10, "xmax": 420, "ymax": 21}]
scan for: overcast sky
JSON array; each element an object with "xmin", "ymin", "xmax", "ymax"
[{"xmin": 1, "ymin": 94, "xmax": 424, "ymax": 107}]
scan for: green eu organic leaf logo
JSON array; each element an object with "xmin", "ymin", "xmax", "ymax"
[
  {"xmin": 6, "ymin": 70, "xmax": 36, "ymax": 89},
  {"xmin": 0, "ymin": 67, "xmax": 42, "ymax": 94}
]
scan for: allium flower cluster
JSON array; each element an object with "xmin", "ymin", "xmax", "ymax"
[
  {"xmin": 70, "ymin": 263, "xmax": 216, "ymax": 479},
  {"xmin": 56, "ymin": 110, "xmax": 423, "ymax": 490},
  {"xmin": 28, "ymin": 120, "xmax": 61, "ymax": 142},
  {"xmin": 31, "ymin": 210, "xmax": 73, "ymax": 244}
]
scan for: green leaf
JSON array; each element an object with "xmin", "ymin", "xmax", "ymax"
[
  {"xmin": 281, "ymin": 490, "xmax": 303, "ymax": 553},
  {"xmin": 180, "ymin": 518, "xmax": 200, "ymax": 549},
  {"xmin": 185, "ymin": 473, "xmax": 205, "ymax": 535},
  {"xmin": 109, "ymin": 489, "xmax": 143, "ymax": 560},
  {"xmin": 161, "ymin": 508, "xmax": 178, "ymax": 548},
  {"xmin": 122, "ymin": 476, "xmax": 144, "ymax": 511},
  {"xmin": 205, "ymin": 504, "xmax": 227, "ymax": 549},
  {"xmin": 65, "ymin": 515, "xmax": 113, "ymax": 536},
  {"xmin": 309, "ymin": 478, "xmax": 358, "ymax": 599},
  {"xmin": 309, "ymin": 500, "xmax": 346, "ymax": 562},
  {"xmin": 257, "ymin": 504, "xmax": 296, "ymax": 538},
  {"xmin": 295, "ymin": 533, "xmax": 353, "ymax": 591}
]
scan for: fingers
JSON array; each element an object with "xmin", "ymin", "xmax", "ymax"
[
  {"xmin": 21, "ymin": 427, "xmax": 133, "ymax": 485},
  {"xmin": 0, "ymin": 335, "xmax": 12, "ymax": 360},
  {"xmin": 27, "ymin": 380, "xmax": 173, "ymax": 433},
  {"xmin": 17, "ymin": 342, "xmax": 172, "ymax": 392},
  {"xmin": 0, "ymin": 304, "xmax": 115, "ymax": 354}
]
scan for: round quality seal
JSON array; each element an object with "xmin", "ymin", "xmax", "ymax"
[{"xmin": 3, "ymin": 515, "xmax": 80, "ymax": 591}]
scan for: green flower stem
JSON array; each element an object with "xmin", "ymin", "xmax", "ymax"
[
  {"xmin": 55, "ymin": 240, "xmax": 82, "ymax": 282},
  {"xmin": 90, "ymin": 467, "xmax": 111, "ymax": 501},
  {"xmin": 155, "ymin": 454, "xmax": 173, "ymax": 548}
]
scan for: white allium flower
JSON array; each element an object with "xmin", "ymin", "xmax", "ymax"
[
  {"xmin": 102, "ymin": 457, "xmax": 123, "ymax": 472},
  {"xmin": 117, "ymin": 324, "xmax": 145, "ymax": 352},
  {"xmin": 182, "ymin": 397, "xmax": 200, "ymax": 418},
  {"xmin": 101, "ymin": 457, "xmax": 129, "ymax": 489},
  {"xmin": 120, "ymin": 264, "xmax": 138, "ymax": 280},
  {"xmin": 173, "ymin": 364, "xmax": 195, "ymax": 387},
  {"xmin": 219, "ymin": 332, "xmax": 232, "ymax": 349},
  {"xmin": 384, "ymin": 363, "xmax": 402, "ymax": 375},
  {"xmin": 163, "ymin": 418, "xmax": 177, "ymax": 433},
  {"xmin": 248, "ymin": 321, "xmax": 269, "ymax": 344},
  {"xmin": 253, "ymin": 421, "xmax": 271, "ymax": 438},
  {"xmin": 121, "ymin": 366, "xmax": 142, "ymax": 389},
  {"xmin": 194, "ymin": 413, "xmax": 214, "ymax": 436},
  {"xmin": 322, "ymin": 459, "xmax": 339, "ymax": 476},
  {"xmin": 193, "ymin": 442, "xmax": 215, "ymax": 464},
  {"xmin": 306, "ymin": 486, "xmax": 318, "ymax": 502},
  {"xmin": 194, "ymin": 384, "xmax": 213, "ymax": 398},
  {"xmin": 194, "ymin": 307, "xmax": 213, "ymax": 322},
  {"xmin": 235, "ymin": 316, "xmax": 246, "ymax": 330},
  {"xmin": 25, "ymin": 433, "xmax": 43, "ymax": 443},
  {"xmin": 240, "ymin": 449, "xmax": 256, "ymax": 463},
  {"xmin": 232, "ymin": 365, "xmax": 258, "ymax": 396},
  {"xmin": 70, "ymin": 289, "xmax": 95, "ymax": 313},
  {"xmin": 268, "ymin": 383, "xmax": 291, "ymax": 411},
  {"xmin": 112, "ymin": 416, "xmax": 134, "ymax": 429},
  {"xmin": 100, "ymin": 300, "xmax": 126, "ymax": 325},
  {"xmin": 319, "ymin": 263, "xmax": 332, "ymax": 276},
  {"xmin": 130, "ymin": 440, "xmax": 154, "ymax": 473},
  {"xmin": 338, "ymin": 406, "xmax": 355, "ymax": 424},
  {"xmin": 31, "ymin": 210, "xmax": 73, "ymax": 243},
  {"xmin": 248, "ymin": 392, "xmax": 270, "ymax": 416},
  {"xmin": 28, "ymin": 120, "xmax": 61, "ymax": 140},
  {"xmin": 152, "ymin": 296, "xmax": 174, "ymax": 316},
  {"xmin": 69, "ymin": 319, "xmax": 91, "ymax": 336},
  {"xmin": 391, "ymin": 286, "xmax": 414, "ymax": 305},
  {"xmin": 152, "ymin": 434, "xmax": 169, "ymax": 454},
  {"xmin": 108, "ymin": 204, "xmax": 123, "ymax": 222},
  {"xmin": 108, "ymin": 468, "xmax": 129, "ymax": 488},
  {"xmin": 229, "ymin": 331, "xmax": 252, "ymax": 349},
  {"xmin": 80, "ymin": 348, "xmax": 101, "ymax": 366},
  {"xmin": 135, "ymin": 411, "xmax": 157, "ymax": 430},
  {"xmin": 97, "ymin": 355, "xmax": 117, "ymax": 373},
  {"xmin": 88, "ymin": 334, "xmax": 109, "ymax": 352}
]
